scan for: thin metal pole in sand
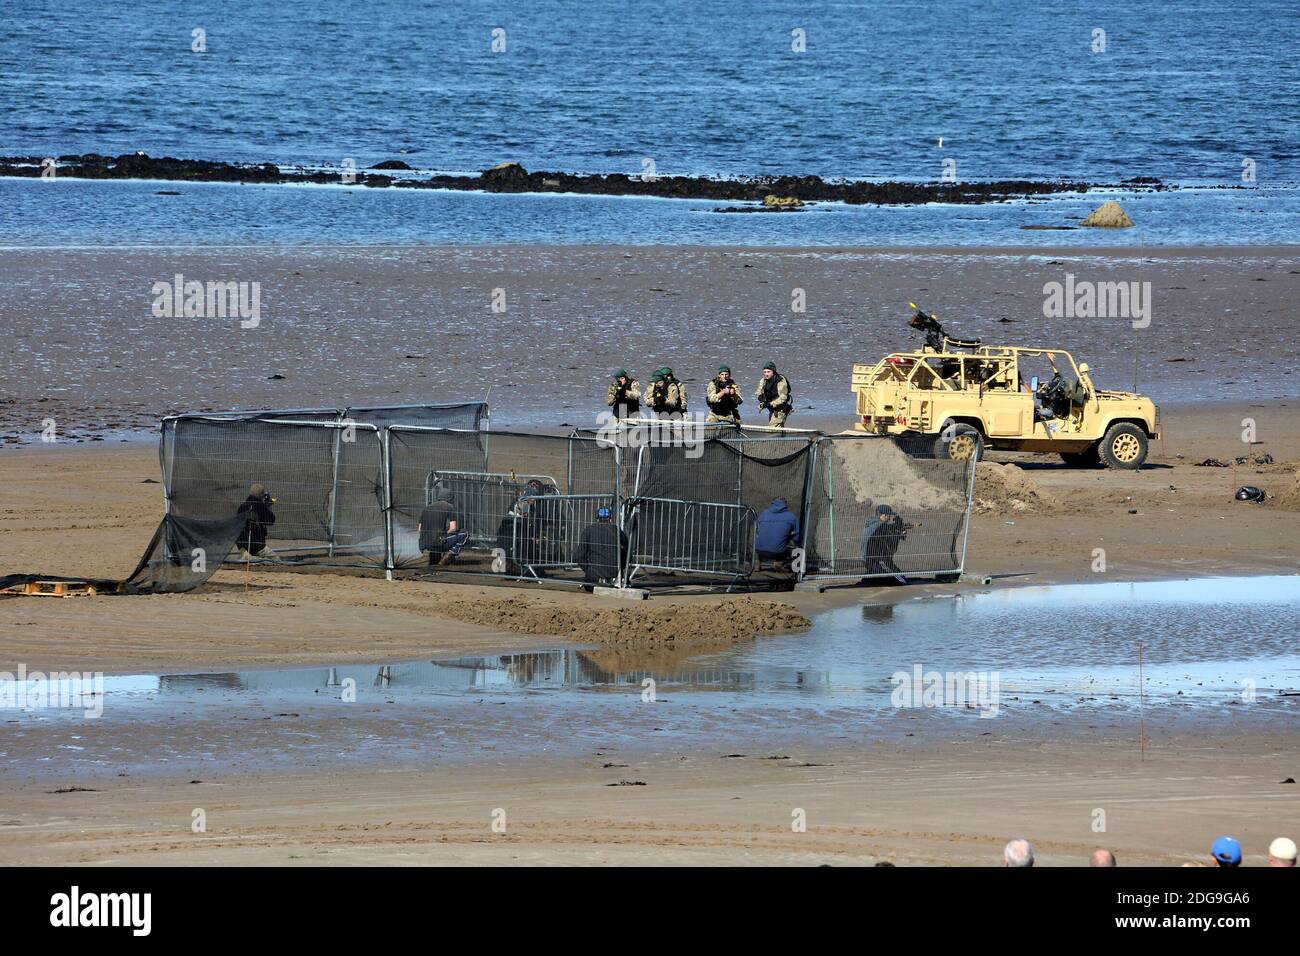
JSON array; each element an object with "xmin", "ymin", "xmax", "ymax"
[{"xmin": 1138, "ymin": 639, "xmax": 1145, "ymax": 762}]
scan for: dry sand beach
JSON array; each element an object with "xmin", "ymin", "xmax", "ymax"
[
  {"xmin": 1, "ymin": 400, "xmax": 1299, "ymax": 674},
  {"xmin": 5, "ymin": 735, "xmax": 1297, "ymax": 867}
]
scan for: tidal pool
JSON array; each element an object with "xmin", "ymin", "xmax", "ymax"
[
  {"xmin": 4, "ymin": 576, "xmax": 1296, "ymax": 781},
  {"xmin": 91, "ymin": 574, "xmax": 1300, "ymax": 706}
]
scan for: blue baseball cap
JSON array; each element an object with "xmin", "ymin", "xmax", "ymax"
[
  {"xmin": 596, "ymin": 507, "xmax": 612, "ymax": 520},
  {"xmin": 1212, "ymin": 836, "xmax": 1242, "ymax": 865}
]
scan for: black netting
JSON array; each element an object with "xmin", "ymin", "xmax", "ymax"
[
  {"xmin": 329, "ymin": 428, "xmax": 388, "ymax": 562},
  {"xmin": 146, "ymin": 412, "xmax": 974, "ymax": 588},
  {"xmin": 124, "ymin": 513, "xmax": 249, "ymax": 592},
  {"xmin": 633, "ymin": 436, "xmax": 811, "ymax": 515},
  {"xmin": 163, "ymin": 417, "xmax": 380, "ymax": 563},
  {"xmin": 179, "ymin": 403, "xmax": 488, "ymax": 431},
  {"xmin": 0, "ymin": 514, "xmax": 246, "ymax": 596},
  {"xmin": 342, "ymin": 403, "xmax": 486, "ymax": 432}
]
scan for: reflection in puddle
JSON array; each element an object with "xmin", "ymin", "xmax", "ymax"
[
  {"xmin": 8, "ymin": 575, "xmax": 1298, "ymax": 784},
  {"xmin": 91, "ymin": 574, "xmax": 1300, "ymax": 712}
]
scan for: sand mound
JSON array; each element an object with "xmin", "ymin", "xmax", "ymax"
[
  {"xmin": 200, "ymin": 572, "xmax": 809, "ymax": 649},
  {"xmin": 426, "ymin": 595, "xmax": 810, "ymax": 648},
  {"xmin": 1264, "ymin": 469, "xmax": 1300, "ymax": 511},
  {"xmin": 830, "ymin": 439, "xmax": 968, "ymax": 512},
  {"xmin": 1081, "ymin": 200, "xmax": 1134, "ymax": 228},
  {"xmin": 972, "ymin": 462, "xmax": 1059, "ymax": 515}
]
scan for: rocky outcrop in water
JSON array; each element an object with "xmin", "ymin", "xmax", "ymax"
[{"xmin": 0, "ymin": 152, "xmax": 1100, "ymax": 205}]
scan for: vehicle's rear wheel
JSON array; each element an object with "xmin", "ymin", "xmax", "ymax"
[
  {"xmin": 1099, "ymin": 423, "xmax": 1148, "ymax": 470},
  {"xmin": 935, "ymin": 422, "xmax": 984, "ymax": 462},
  {"xmin": 1060, "ymin": 444, "xmax": 1101, "ymax": 468}
]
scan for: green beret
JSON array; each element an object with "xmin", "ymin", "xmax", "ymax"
[
  {"xmin": 717, "ymin": 365, "xmax": 731, "ymax": 373},
  {"xmin": 614, "ymin": 368, "xmax": 629, "ymax": 380},
  {"xmin": 763, "ymin": 361, "xmax": 777, "ymax": 372}
]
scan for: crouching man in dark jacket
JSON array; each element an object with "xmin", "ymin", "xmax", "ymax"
[
  {"xmin": 237, "ymin": 482, "xmax": 276, "ymax": 559},
  {"xmin": 755, "ymin": 497, "xmax": 800, "ymax": 571},
  {"xmin": 574, "ymin": 507, "xmax": 628, "ymax": 590},
  {"xmin": 861, "ymin": 503, "xmax": 909, "ymax": 585}
]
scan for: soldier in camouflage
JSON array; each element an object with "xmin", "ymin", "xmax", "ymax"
[
  {"xmin": 755, "ymin": 361, "xmax": 793, "ymax": 428},
  {"xmin": 649, "ymin": 367, "xmax": 688, "ymax": 418},
  {"xmin": 606, "ymin": 368, "xmax": 641, "ymax": 419},
  {"xmin": 705, "ymin": 365, "xmax": 743, "ymax": 424}
]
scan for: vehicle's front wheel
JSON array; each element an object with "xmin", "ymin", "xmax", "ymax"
[
  {"xmin": 935, "ymin": 422, "xmax": 984, "ymax": 462},
  {"xmin": 1060, "ymin": 444, "xmax": 1101, "ymax": 468},
  {"xmin": 1099, "ymin": 423, "xmax": 1148, "ymax": 470}
]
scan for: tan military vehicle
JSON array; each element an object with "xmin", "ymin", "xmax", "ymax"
[{"xmin": 851, "ymin": 306, "xmax": 1160, "ymax": 469}]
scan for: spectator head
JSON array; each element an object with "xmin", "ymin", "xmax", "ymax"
[
  {"xmin": 1090, "ymin": 849, "xmax": 1117, "ymax": 867},
  {"xmin": 771, "ymin": 496, "xmax": 787, "ymax": 508},
  {"xmin": 596, "ymin": 506, "xmax": 612, "ymax": 522},
  {"xmin": 249, "ymin": 482, "xmax": 265, "ymax": 497},
  {"xmin": 1211, "ymin": 836, "xmax": 1242, "ymax": 867},
  {"xmin": 876, "ymin": 504, "xmax": 895, "ymax": 519},
  {"xmin": 434, "ymin": 486, "xmax": 454, "ymax": 503},
  {"xmin": 1003, "ymin": 839, "xmax": 1034, "ymax": 867},
  {"xmin": 1268, "ymin": 837, "xmax": 1297, "ymax": 867}
]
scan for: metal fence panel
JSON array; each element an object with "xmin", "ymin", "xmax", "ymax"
[
  {"xmin": 509, "ymin": 493, "xmax": 618, "ymax": 579},
  {"xmin": 803, "ymin": 435, "xmax": 975, "ymax": 579},
  {"xmin": 624, "ymin": 497, "xmax": 756, "ymax": 580}
]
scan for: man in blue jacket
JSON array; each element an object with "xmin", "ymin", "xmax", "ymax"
[{"xmin": 755, "ymin": 497, "xmax": 800, "ymax": 571}]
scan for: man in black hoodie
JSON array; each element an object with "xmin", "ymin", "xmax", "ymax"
[{"xmin": 237, "ymin": 482, "xmax": 276, "ymax": 558}]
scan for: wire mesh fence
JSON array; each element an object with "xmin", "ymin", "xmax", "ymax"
[
  {"xmin": 159, "ymin": 409, "xmax": 974, "ymax": 588},
  {"xmin": 804, "ymin": 435, "xmax": 975, "ymax": 580},
  {"xmin": 161, "ymin": 404, "xmax": 485, "ymax": 569}
]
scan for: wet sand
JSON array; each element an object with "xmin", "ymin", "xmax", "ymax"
[
  {"xmin": 2, "ymin": 245, "xmax": 1298, "ymax": 441},
  {"xmin": 3, "ymin": 735, "xmax": 1295, "ymax": 866}
]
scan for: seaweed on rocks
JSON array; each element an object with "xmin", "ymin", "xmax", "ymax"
[{"xmin": 1, "ymin": 153, "xmax": 1099, "ymax": 206}]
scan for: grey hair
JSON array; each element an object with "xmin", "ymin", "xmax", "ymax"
[{"xmin": 1004, "ymin": 839, "xmax": 1034, "ymax": 867}]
